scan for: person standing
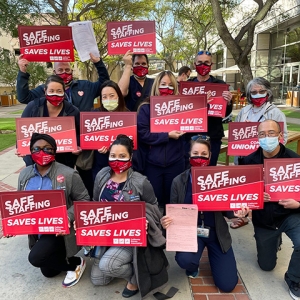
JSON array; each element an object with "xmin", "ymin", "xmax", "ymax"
[
  {"xmin": 20, "ymin": 75, "xmax": 80, "ymax": 169},
  {"xmin": 188, "ymin": 50, "xmax": 233, "ymax": 166},
  {"xmin": 118, "ymin": 50, "xmax": 154, "ymax": 111},
  {"xmin": 17, "ymin": 53, "xmax": 109, "ymax": 111},
  {"xmin": 137, "ymin": 71, "xmax": 185, "ymax": 211},
  {"xmin": 235, "ymin": 77, "xmax": 287, "ymax": 144},
  {"xmin": 240, "ymin": 119, "xmax": 300, "ymax": 300},
  {"xmin": 91, "ymin": 80, "xmax": 129, "ymax": 180},
  {"xmin": 177, "ymin": 66, "xmax": 191, "ymax": 84}
]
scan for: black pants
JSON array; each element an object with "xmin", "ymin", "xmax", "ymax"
[
  {"xmin": 28, "ymin": 235, "xmax": 81, "ymax": 278},
  {"xmin": 254, "ymin": 213, "xmax": 300, "ymax": 283},
  {"xmin": 77, "ymin": 167, "xmax": 94, "ymax": 199}
]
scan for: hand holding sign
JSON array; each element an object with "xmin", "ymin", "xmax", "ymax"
[
  {"xmin": 18, "ymin": 54, "xmax": 29, "ymax": 73},
  {"xmin": 233, "ymin": 206, "xmax": 250, "ymax": 218},
  {"xmin": 123, "ymin": 50, "xmax": 134, "ymax": 66},
  {"xmin": 278, "ymin": 199, "xmax": 300, "ymax": 209},
  {"xmin": 168, "ymin": 130, "xmax": 185, "ymax": 140},
  {"xmin": 222, "ymin": 90, "xmax": 233, "ymax": 103},
  {"xmin": 89, "ymin": 53, "xmax": 100, "ymax": 63},
  {"xmin": 15, "ymin": 148, "xmax": 26, "ymax": 158},
  {"xmin": 264, "ymin": 192, "xmax": 271, "ymax": 202},
  {"xmin": 72, "ymin": 146, "xmax": 82, "ymax": 156},
  {"xmin": 98, "ymin": 146, "xmax": 108, "ymax": 154}
]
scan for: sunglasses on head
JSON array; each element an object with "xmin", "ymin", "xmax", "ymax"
[
  {"xmin": 191, "ymin": 135, "xmax": 210, "ymax": 141},
  {"xmin": 197, "ymin": 50, "xmax": 212, "ymax": 56}
]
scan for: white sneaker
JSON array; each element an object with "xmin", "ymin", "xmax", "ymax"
[{"xmin": 62, "ymin": 257, "xmax": 86, "ymax": 288}]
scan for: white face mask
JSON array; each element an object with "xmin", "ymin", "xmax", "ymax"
[
  {"xmin": 251, "ymin": 93, "xmax": 267, "ymax": 99},
  {"xmin": 102, "ymin": 99, "xmax": 118, "ymax": 111}
]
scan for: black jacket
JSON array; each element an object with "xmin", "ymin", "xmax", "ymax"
[
  {"xmin": 170, "ymin": 168, "xmax": 232, "ymax": 253},
  {"xmin": 21, "ymin": 98, "xmax": 80, "ymax": 168},
  {"xmin": 240, "ymin": 144, "xmax": 300, "ymax": 229},
  {"xmin": 17, "ymin": 59, "xmax": 109, "ymax": 111}
]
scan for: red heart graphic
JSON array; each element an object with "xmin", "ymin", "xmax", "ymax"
[{"xmin": 78, "ymin": 91, "xmax": 84, "ymax": 96}]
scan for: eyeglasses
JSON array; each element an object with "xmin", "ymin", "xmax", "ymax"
[
  {"xmin": 250, "ymin": 90, "xmax": 267, "ymax": 95},
  {"xmin": 258, "ymin": 131, "xmax": 279, "ymax": 138},
  {"xmin": 191, "ymin": 135, "xmax": 210, "ymax": 141},
  {"xmin": 31, "ymin": 146, "xmax": 54, "ymax": 154},
  {"xmin": 197, "ymin": 50, "xmax": 212, "ymax": 56},
  {"xmin": 185, "ymin": 73, "xmax": 190, "ymax": 79}
]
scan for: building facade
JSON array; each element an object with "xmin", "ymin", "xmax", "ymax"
[{"xmin": 210, "ymin": 0, "xmax": 300, "ymax": 103}]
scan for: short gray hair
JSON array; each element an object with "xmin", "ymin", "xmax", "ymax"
[{"xmin": 246, "ymin": 77, "xmax": 273, "ymax": 104}]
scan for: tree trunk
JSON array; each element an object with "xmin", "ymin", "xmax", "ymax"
[
  {"xmin": 210, "ymin": 0, "xmax": 279, "ymax": 87},
  {"xmin": 238, "ymin": 63, "xmax": 253, "ymax": 89}
]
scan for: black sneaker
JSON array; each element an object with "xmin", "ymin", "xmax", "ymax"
[{"xmin": 285, "ymin": 272, "xmax": 300, "ymax": 300}]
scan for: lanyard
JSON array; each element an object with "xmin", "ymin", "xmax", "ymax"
[{"xmin": 200, "ymin": 211, "xmax": 205, "ymax": 228}]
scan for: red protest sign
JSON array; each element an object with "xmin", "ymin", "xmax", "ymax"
[
  {"xmin": 227, "ymin": 122, "xmax": 284, "ymax": 156},
  {"xmin": 80, "ymin": 112, "xmax": 137, "ymax": 150},
  {"xmin": 180, "ymin": 81, "xmax": 229, "ymax": 97},
  {"xmin": 191, "ymin": 165, "xmax": 264, "ymax": 211},
  {"xmin": 107, "ymin": 21, "xmax": 156, "ymax": 55},
  {"xmin": 0, "ymin": 190, "xmax": 69, "ymax": 236},
  {"xmin": 16, "ymin": 117, "xmax": 77, "ymax": 155},
  {"xmin": 150, "ymin": 95, "xmax": 207, "ymax": 133},
  {"xmin": 208, "ymin": 97, "xmax": 227, "ymax": 118},
  {"xmin": 74, "ymin": 201, "xmax": 147, "ymax": 247},
  {"xmin": 18, "ymin": 26, "xmax": 74, "ymax": 62},
  {"xmin": 264, "ymin": 158, "xmax": 300, "ymax": 201}
]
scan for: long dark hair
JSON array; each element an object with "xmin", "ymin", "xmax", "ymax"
[
  {"xmin": 98, "ymin": 80, "xmax": 127, "ymax": 112},
  {"xmin": 44, "ymin": 75, "xmax": 65, "ymax": 92},
  {"xmin": 109, "ymin": 134, "xmax": 134, "ymax": 157}
]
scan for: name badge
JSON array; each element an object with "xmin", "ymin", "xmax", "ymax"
[{"xmin": 197, "ymin": 226, "xmax": 210, "ymax": 238}]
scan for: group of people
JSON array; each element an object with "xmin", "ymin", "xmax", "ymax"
[{"xmin": 10, "ymin": 49, "xmax": 300, "ymax": 300}]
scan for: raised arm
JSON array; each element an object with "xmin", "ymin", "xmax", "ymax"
[
  {"xmin": 17, "ymin": 55, "xmax": 45, "ymax": 104},
  {"xmin": 118, "ymin": 50, "xmax": 133, "ymax": 97},
  {"xmin": 87, "ymin": 53, "xmax": 110, "ymax": 98}
]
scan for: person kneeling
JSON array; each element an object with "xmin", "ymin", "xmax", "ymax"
[
  {"xmin": 19, "ymin": 133, "xmax": 90, "ymax": 287},
  {"xmin": 90, "ymin": 135, "xmax": 168, "ymax": 298},
  {"xmin": 161, "ymin": 138, "xmax": 246, "ymax": 292}
]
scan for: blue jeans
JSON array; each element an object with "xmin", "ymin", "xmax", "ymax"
[
  {"xmin": 254, "ymin": 213, "xmax": 300, "ymax": 283},
  {"xmin": 175, "ymin": 229, "xmax": 238, "ymax": 292}
]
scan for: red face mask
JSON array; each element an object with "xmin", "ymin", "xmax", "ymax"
[
  {"xmin": 251, "ymin": 96, "xmax": 268, "ymax": 107},
  {"xmin": 190, "ymin": 156, "xmax": 210, "ymax": 167},
  {"xmin": 109, "ymin": 159, "xmax": 132, "ymax": 174},
  {"xmin": 195, "ymin": 63, "xmax": 211, "ymax": 76},
  {"xmin": 132, "ymin": 66, "xmax": 148, "ymax": 78},
  {"xmin": 57, "ymin": 72, "xmax": 73, "ymax": 85},
  {"xmin": 31, "ymin": 151, "xmax": 55, "ymax": 166},
  {"xmin": 159, "ymin": 86, "xmax": 174, "ymax": 96},
  {"xmin": 46, "ymin": 94, "xmax": 64, "ymax": 106}
]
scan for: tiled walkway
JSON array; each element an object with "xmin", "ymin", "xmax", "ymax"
[{"xmin": 190, "ymin": 249, "xmax": 250, "ymax": 300}]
